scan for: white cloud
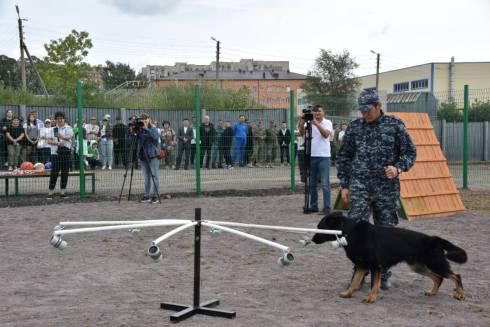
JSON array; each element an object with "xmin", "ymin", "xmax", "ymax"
[{"xmin": 100, "ymin": 0, "xmax": 182, "ymax": 16}]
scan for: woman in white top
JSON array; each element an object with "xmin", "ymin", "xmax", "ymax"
[
  {"xmin": 84, "ymin": 117, "xmax": 100, "ymax": 142},
  {"xmin": 37, "ymin": 119, "xmax": 52, "ymax": 164}
]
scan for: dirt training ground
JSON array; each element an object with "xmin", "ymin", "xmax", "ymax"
[{"xmin": 0, "ymin": 194, "xmax": 489, "ymax": 326}]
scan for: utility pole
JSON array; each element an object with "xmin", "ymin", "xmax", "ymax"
[
  {"xmin": 370, "ymin": 50, "xmax": 380, "ymax": 92},
  {"xmin": 211, "ymin": 37, "xmax": 220, "ymax": 88},
  {"xmin": 16, "ymin": 5, "xmax": 26, "ymax": 91},
  {"xmin": 15, "ymin": 5, "xmax": 49, "ymax": 97}
]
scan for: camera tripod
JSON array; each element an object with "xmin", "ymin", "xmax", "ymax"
[
  {"xmin": 118, "ymin": 132, "xmax": 161, "ymax": 203},
  {"xmin": 303, "ymin": 119, "xmax": 313, "ymax": 213}
]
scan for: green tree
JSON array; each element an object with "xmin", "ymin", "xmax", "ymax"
[
  {"xmin": 101, "ymin": 60, "xmax": 136, "ymax": 90},
  {"xmin": 0, "ymin": 54, "xmax": 46, "ymax": 93},
  {"xmin": 135, "ymin": 72, "xmax": 149, "ymax": 87},
  {"xmin": 38, "ymin": 30, "xmax": 94, "ymax": 97},
  {"xmin": 302, "ymin": 49, "xmax": 360, "ymax": 116},
  {"xmin": 437, "ymin": 102, "xmax": 462, "ymax": 122},
  {"xmin": 0, "ymin": 55, "xmax": 18, "ymax": 88},
  {"xmin": 469, "ymin": 101, "xmax": 490, "ymax": 122}
]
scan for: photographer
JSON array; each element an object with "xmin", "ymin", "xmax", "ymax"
[
  {"xmin": 47, "ymin": 111, "xmax": 73, "ymax": 199},
  {"xmin": 137, "ymin": 113, "xmax": 160, "ymax": 204},
  {"xmin": 299, "ymin": 104, "xmax": 333, "ymax": 214}
]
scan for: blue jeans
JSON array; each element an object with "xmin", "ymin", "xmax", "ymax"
[
  {"xmin": 100, "ymin": 138, "xmax": 113, "ymax": 168},
  {"xmin": 232, "ymin": 137, "xmax": 247, "ymax": 166},
  {"xmin": 140, "ymin": 158, "xmax": 160, "ymax": 198},
  {"xmin": 309, "ymin": 157, "xmax": 331, "ymax": 210}
]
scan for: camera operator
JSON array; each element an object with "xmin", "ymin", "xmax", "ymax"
[
  {"xmin": 299, "ymin": 104, "xmax": 333, "ymax": 214},
  {"xmin": 137, "ymin": 113, "xmax": 160, "ymax": 203}
]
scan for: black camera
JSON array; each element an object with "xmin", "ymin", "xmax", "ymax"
[
  {"xmin": 129, "ymin": 118, "xmax": 145, "ymax": 133},
  {"xmin": 302, "ymin": 106, "xmax": 314, "ymax": 121}
]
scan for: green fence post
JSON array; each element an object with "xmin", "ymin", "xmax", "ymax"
[
  {"xmin": 289, "ymin": 90, "xmax": 296, "ymax": 192},
  {"xmin": 194, "ymin": 85, "xmax": 201, "ymax": 195},
  {"xmin": 77, "ymin": 80, "xmax": 86, "ymax": 199},
  {"xmin": 463, "ymin": 84, "xmax": 469, "ymax": 189}
]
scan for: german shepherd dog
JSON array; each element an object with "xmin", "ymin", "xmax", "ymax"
[{"xmin": 312, "ymin": 212, "xmax": 467, "ymax": 304}]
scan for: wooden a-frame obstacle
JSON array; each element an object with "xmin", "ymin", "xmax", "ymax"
[{"xmin": 334, "ymin": 112, "xmax": 465, "ymax": 220}]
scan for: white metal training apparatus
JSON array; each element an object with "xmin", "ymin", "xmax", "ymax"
[{"xmin": 49, "ymin": 208, "xmax": 342, "ymax": 323}]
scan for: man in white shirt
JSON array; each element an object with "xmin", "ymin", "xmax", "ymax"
[
  {"xmin": 47, "ymin": 111, "xmax": 73, "ymax": 198},
  {"xmin": 299, "ymin": 104, "xmax": 334, "ymax": 214}
]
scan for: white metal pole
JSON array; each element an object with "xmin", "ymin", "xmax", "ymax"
[
  {"xmin": 59, "ymin": 219, "xmax": 190, "ymax": 227},
  {"xmin": 206, "ymin": 220, "xmax": 342, "ymax": 235},
  {"xmin": 203, "ymin": 222, "xmax": 289, "ymax": 252},
  {"xmin": 53, "ymin": 221, "xmax": 191, "ymax": 236},
  {"xmin": 152, "ymin": 222, "xmax": 197, "ymax": 245}
]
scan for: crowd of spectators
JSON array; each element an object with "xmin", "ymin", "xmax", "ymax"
[{"xmin": 0, "ymin": 108, "xmax": 348, "ymax": 173}]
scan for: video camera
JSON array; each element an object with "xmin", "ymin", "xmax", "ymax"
[
  {"xmin": 129, "ymin": 117, "xmax": 145, "ymax": 133},
  {"xmin": 302, "ymin": 106, "xmax": 314, "ymax": 122}
]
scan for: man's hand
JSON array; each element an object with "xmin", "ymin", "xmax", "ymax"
[
  {"xmin": 341, "ymin": 188, "xmax": 350, "ymax": 204},
  {"xmin": 384, "ymin": 165, "xmax": 399, "ymax": 179}
]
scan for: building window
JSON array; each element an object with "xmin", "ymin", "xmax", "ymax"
[
  {"xmin": 267, "ymin": 86, "xmax": 272, "ymax": 92},
  {"xmin": 393, "ymin": 82, "xmax": 409, "ymax": 93},
  {"xmin": 411, "ymin": 79, "xmax": 428, "ymax": 90},
  {"xmin": 267, "ymin": 97, "xmax": 272, "ymax": 103}
]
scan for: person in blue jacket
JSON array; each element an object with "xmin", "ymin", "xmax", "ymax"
[
  {"xmin": 137, "ymin": 113, "xmax": 160, "ymax": 203},
  {"xmin": 232, "ymin": 114, "xmax": 248, "ymax": 167}
]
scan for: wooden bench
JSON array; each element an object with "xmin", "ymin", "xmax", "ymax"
[{"xmin": 0, "ymin": 171, "xmax": 96, "ymax": 197}]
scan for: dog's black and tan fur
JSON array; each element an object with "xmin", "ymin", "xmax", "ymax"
[{"xmin": 312, "ymin": 212, "xmax": 467, "ymax": 304}]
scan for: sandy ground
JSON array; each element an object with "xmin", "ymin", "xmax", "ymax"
[{"xmin": 0, "ymin": 194, "xmax": 489, "ymax": 327}]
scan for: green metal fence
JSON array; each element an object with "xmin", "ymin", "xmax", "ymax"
[
  {"xmin": 0, "ymin": 84, "xmax": 310, "ymax": 199},
  {"xmin": 1, "ymin": 84, "xmax": 489, "ymax": 200}
]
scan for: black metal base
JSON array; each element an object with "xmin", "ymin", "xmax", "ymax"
[
  {"xmin": 160, "ymin": 209, "xmax": 237, "ymax": 323},
  {"xmin": 161, "ymin": 299, "xmax": 236, "ymax": 322}
]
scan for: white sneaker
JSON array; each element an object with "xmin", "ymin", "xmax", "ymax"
[
  {"xmin": 101, "ymin": 166, "xmax": 106, "ymax": 170},
  {"xmin": 108, "ymin": 166, "xmax": 112, "ymax": 170}
]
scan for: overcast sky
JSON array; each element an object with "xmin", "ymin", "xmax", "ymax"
[{"xmin": 1, "ymin": 0, "xmax": 489, "ymax": 77}]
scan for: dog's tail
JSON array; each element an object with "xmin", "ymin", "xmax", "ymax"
[{"xmin": 434, "ymin": 237, "xmax": 468, "ymax": 263}]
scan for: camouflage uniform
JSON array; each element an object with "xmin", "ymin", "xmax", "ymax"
[
  {"xmin": 251, "ymin": 124, "xmax": 266, "ymax": 166},
  {"xmin": 265, "ymin": 125, "xmax": 278, "ymax": 166},
  {"xmin": 336, "ymin": 112, "xmax": 416, "ymax": 226}
]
